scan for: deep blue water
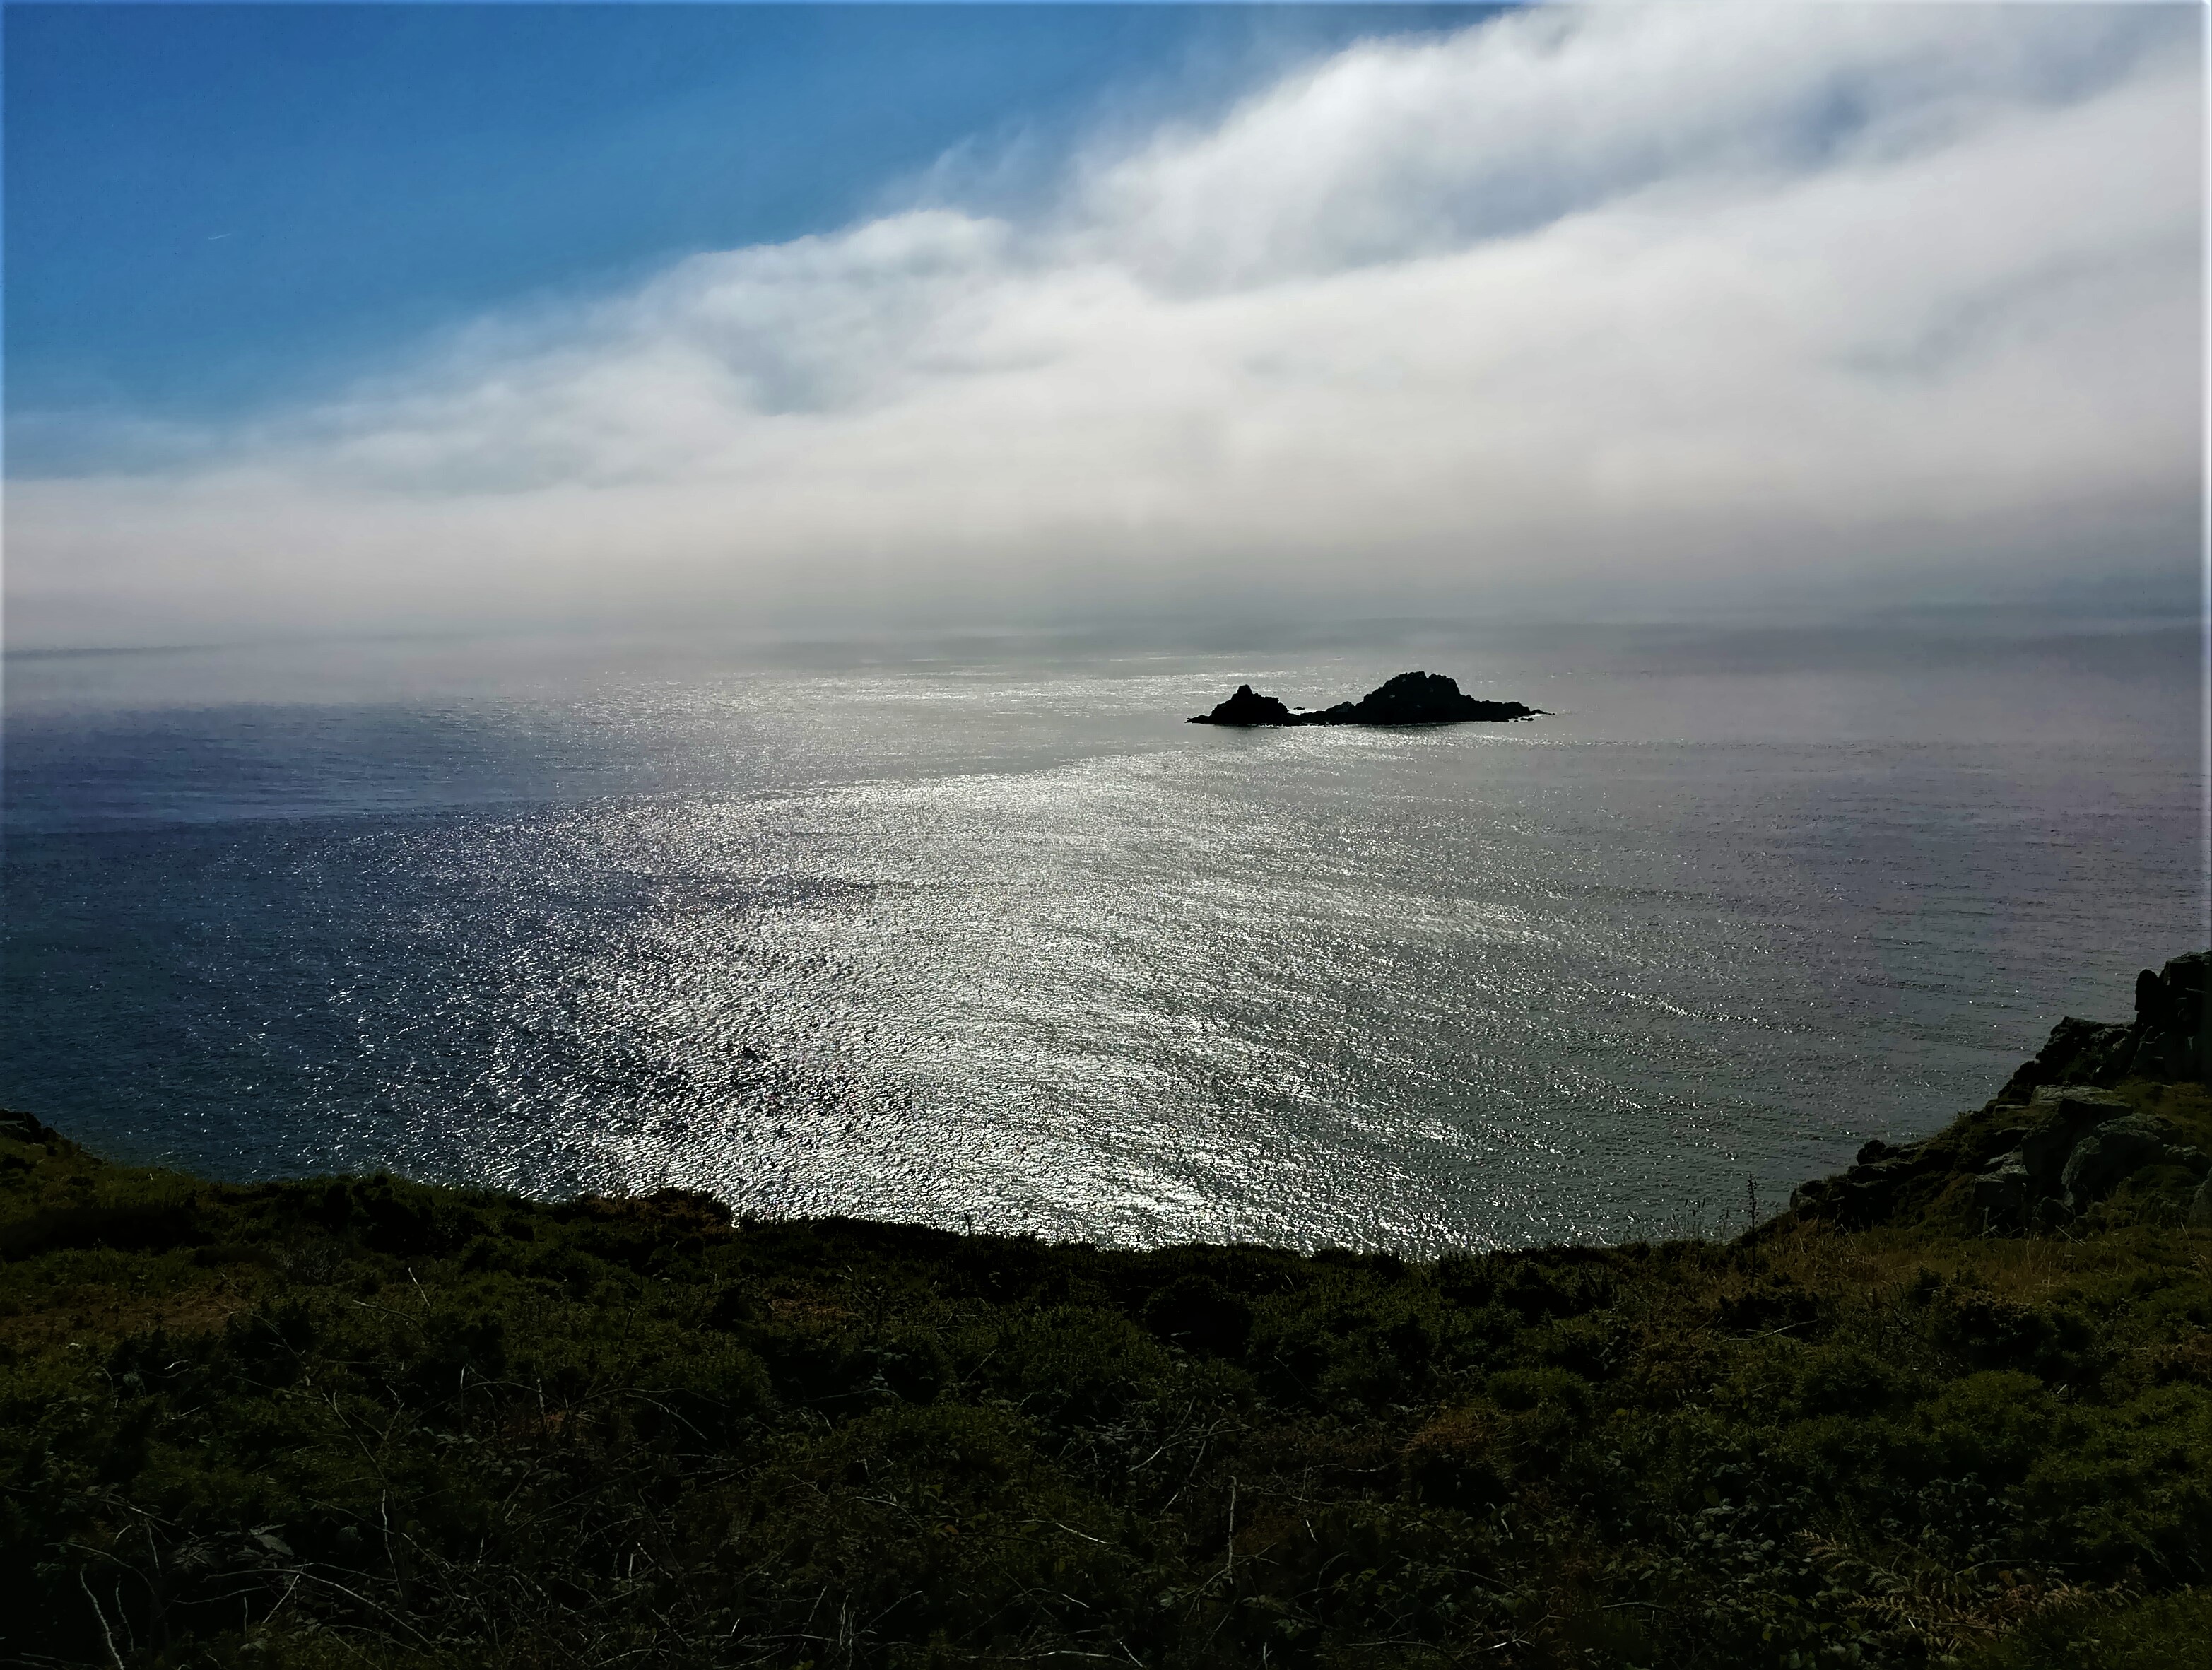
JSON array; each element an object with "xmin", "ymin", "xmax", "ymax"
[{"xmin": 3, "ymin": 624, "xmax": 2200, "ymax": 1252}]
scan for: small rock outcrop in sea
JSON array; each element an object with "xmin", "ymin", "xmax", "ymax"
[
  {"xmin": 1779, "ymin": 951, "xmax": 2212, "ymax": 1235},
  {"xmin": 1192, "ymin": 684, "xmax": 1298, "ymax": 727},
  {"xmin": 1189, "ymin": 671, "xmax": 1541, "ymax": 727}
]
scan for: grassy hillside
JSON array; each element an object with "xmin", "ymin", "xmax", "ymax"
[{"xmin": 2, "ymin": 1076, "xmax": 2208, "ymax": 1670}]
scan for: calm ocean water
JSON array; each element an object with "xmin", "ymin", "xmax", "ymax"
[{"xmin": 2, "ymin": 623, "xmax": 2199, "ymax": 1252}]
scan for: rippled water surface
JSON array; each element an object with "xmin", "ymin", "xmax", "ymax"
[{"xmin": 4, "ymin": 625, "xmax": 2199, "ymax": 1251}]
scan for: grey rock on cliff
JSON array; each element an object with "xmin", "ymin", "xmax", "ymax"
[
  {"xmin": 1784, "ymin": 952, "xmax": 2211, "ymax": 1235},
  {"xmin": 1995, "ymin": 951, "xmax": 2209, "ymax": 1100}
]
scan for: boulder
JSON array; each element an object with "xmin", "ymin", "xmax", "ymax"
[
  {"xmin": 2030, "ymin": 1083, "xmax": 2133, "ymax": 1114},
  {"xmin": 2019, "ymin": 1086, "xmax": 2131, "ymax": 1183},
  {"xmin": 1960, "ymin": 1087, "xmax": 2137, "ymax": 1226},
  {"xmin": 2059, "ymin": 1114, "xmax": 2182, "ymax": 1213},
  {"xmin": 1971, "ymin": 1151, "xmax": 2035, "ymax": 1230},
  {"xmin": 1995, "ymin": 1020, "xmax": 2136, "ymax": 1104}
]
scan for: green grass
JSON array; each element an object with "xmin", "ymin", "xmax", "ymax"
[{"xmin": 1, "ymin": 1097, "xmax": 2208, "ymax": 1669}]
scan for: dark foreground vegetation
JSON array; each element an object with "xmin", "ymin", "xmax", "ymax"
[{"xmin": 5, "ymin": 972, "xmax": 2210, "ymax": 1669}]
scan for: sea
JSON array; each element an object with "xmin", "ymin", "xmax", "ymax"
[{"xmin": 2, "ymin": 621, "xmax": 2200, "ymax": 1254}]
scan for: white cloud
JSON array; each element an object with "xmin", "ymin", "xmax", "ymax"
[{"xmin": 7, "ymin": 4, "xmax": 2200, "ymax": 647}]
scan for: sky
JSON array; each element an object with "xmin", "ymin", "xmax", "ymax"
[{"xmin": 4, "ymin": 3, "xmax": 2203, "ymax": 649}]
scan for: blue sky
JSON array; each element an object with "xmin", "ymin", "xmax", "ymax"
[
  {"xmin": 3, "ymin": 4, "xmax": 2199, "ymax": 647},
  {"xmin": 6, "ymin": 4, "xmax": 1483, "ymax": 437}
]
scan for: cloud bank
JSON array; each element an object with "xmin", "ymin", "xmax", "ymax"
[{"xmin": 8, "ymin": 5, "xmax": 2201, "ymax": 647}]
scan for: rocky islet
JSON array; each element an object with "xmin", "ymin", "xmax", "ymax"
[{"xmin": 1189, "ymin": 669, "xmax": 1542, "ymax": 727}]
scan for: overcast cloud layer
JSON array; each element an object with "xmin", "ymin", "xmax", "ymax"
[{"xmin": 7, "ymin": 5, "xmax": 2201, "ymax": 648}]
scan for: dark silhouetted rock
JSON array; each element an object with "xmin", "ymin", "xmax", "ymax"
[
  {"xmin": 1305, "ymin": 671, "xmax": 1540, "ymax": 726},
  {"xmin": 1187, "ymin": 684, "xmax": 1298, "ymax": 727},
  {"xmin": 0, "ymin": 1110, "xmax": 58, "ymax": 1145},
  {"xmin": 1188, "ymin": 671, "xmax": 1540, "ymax": 727},
  {"xmin": 1994, "ymin": 951, "xmax": 2210, "ymax": 1102},
  {"xmin": 2132, "ymin": 951, "xmax": 2209, "ymax": 1081},
  {"xmin": 1992, "ymin": 1018, "xmax": 2136, "ymax": 1104}
]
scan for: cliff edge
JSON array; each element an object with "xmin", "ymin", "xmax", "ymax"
[{"xmin": 1780, "ymin": 951, "xmax": 2212, "ymax": 1235}]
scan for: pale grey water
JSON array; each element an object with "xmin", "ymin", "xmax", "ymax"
[{"xmin": 2, "ymin": 623, "xmax": 2200, "ymax": 1252}]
